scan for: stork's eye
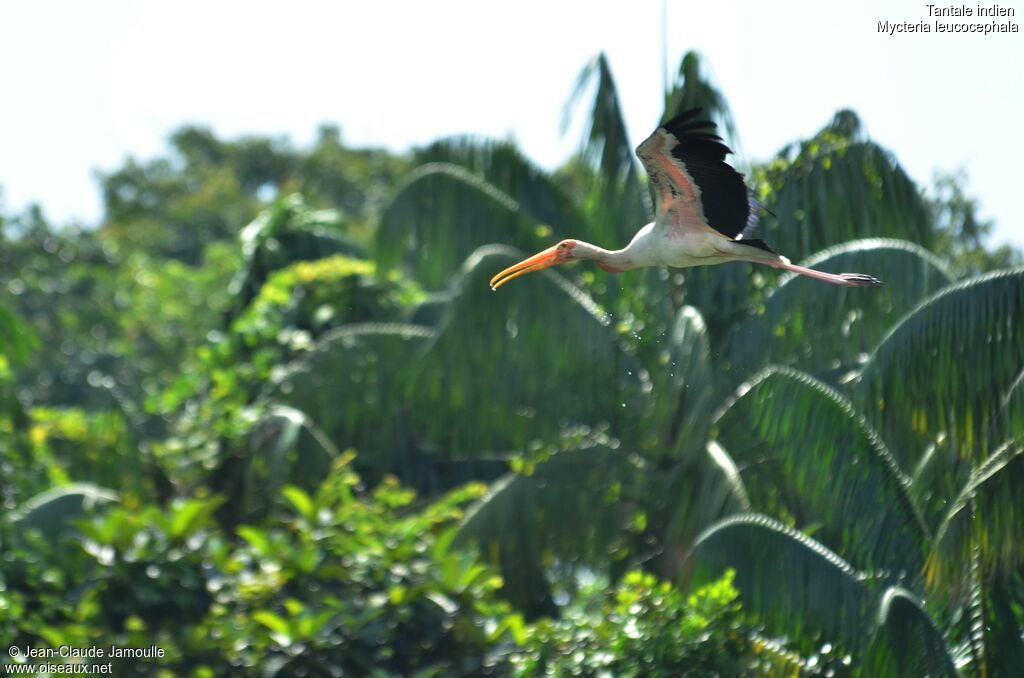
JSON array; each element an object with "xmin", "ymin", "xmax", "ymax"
[{"xmin": 558, "ymin": 242, "xmax": 568, "ymax": 249}]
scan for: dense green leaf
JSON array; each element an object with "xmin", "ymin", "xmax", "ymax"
[
  {"xmin": 230, "ymin": 194, "xmax": 365, "ymax": 313},
  {"xmin": 506, "ymin": 569, "xmax": 756, "ymax": 676},
  {"xmin": 0, "ymin": 302, "xmax": 39, "ymax": 366}
]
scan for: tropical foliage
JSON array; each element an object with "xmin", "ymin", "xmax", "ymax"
[{"xmin": 2, "ymin": 50, "xmax": 1021, "ymax": 676}]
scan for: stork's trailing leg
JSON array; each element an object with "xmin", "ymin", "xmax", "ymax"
[{"xmin": 774, "ymin": 261, "xmax": 883, "ymax": 287}]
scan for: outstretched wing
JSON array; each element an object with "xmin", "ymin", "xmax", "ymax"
[{"xmin": 635, "ymin": 108, "xmax": 751, "ymax": 240}]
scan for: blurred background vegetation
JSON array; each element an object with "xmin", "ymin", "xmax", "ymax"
[{"xmin": 2, "ymin": 51, "xmax": 1022, "ymax": 676}]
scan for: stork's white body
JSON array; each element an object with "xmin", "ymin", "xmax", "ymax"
[{"xmin": 578, "ymin": 220, "xmax": 778, "ymax": 271}]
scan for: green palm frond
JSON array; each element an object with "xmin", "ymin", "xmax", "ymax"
[
  {"xmin": 930, "ymin": 439, "xmax": 1024, "ymax": 591},
  {"xmin": 662, "ymin": 51, "xmax": 737, "ymax": 148},
  {"xmin": 645, "ymin": 305, "xmax": 716, "ymax": 457},
  {"xmin": 728, "ymin": 239, "xmax": 953, "ymax": 380},
  {"xmin": 856, "ymin": 267, "xmax": 1024, "ymax": 468},
  {"xmin": 409, "ymin": 246, "xmax": 642, "ymax": 455},
  {"xmin": 714, "ymin": 368, "xmax": 929, "ymax": 580},
  {"xmin": 673, "ymin": 261, "xmax": 765, "ymax": 344},
  {"xmin": 909, "ymin": 436, "xmax": 966, "ymax": 532},
  {"xmin": 660, "ymin": 441, "xmax": 750, "ymax": 581},
  {"xmin": 239, "ymin": 405, "xmax": 339, "ymax": 521},
  {"xmin": 690, "ymin": 513, "xmax": 871, "ymax": 655},
  {"xmin": 982, "ymin": 576, "xmax": 1024, "ymax": 677},
  {"xmin": 10, "ymin": 483, "xmax": 118, "ymax": 542},
  {"xmin": 267, "ymin": 323, "xmax": 435, "ymax": 486},
  {"xmin": 994, "ymin": 366, "xmax": 1024, "ymax": 446},
  {"xmin": 564, "ymin": 52, "xmax": 648, "ymax": 238},
  {"xmin": 407, "ymin": 291, "xmax": 454, "ymax": 328},
  {"xmin": 375, "ymin": 164, "xmax": 544, "ymax": 288},
  {"xmin": 865, "ymin": 587, "xmax": 959, "ymax": 678},
  {"xmin": 415, "ymin": 137, "xmax": 590, "ymax": 239},
  {"xmin": 964, "ymin": 550, "xmax": 988, "ymax": 676},
  {"xmin": 455, "ymin": 442, "xmax": 646, "ymax": 614}
]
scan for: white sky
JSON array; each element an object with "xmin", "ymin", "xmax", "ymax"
[{"xmin": 2, "ymin": 0, "xmax": 1022, "ymax": 249}]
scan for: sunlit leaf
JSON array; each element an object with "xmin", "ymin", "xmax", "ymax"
[
  {"xmin": 281, "ymin": 486, "xmax": 316, "ymax": 522},
  {"xmin": 167, "ymin": 496, "xmax": 224, "ymax": 540}
]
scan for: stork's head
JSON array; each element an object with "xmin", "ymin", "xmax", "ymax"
[{"xmin": 489, "ymin": 240, "xmax": 577, "ymax": 290}]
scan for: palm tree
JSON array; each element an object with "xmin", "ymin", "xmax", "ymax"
[{"xmin": 694, "ymin": 267, "xmax": 1024, "ymax": 673}]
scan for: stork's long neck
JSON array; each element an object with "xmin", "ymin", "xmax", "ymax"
[
  {"xmin": 574, "ymin": 223, "xmax": 659, "ymax": 272},
  {"xmin": 573, "ymin": 241, "xmax": 635, "ymax": 272}
]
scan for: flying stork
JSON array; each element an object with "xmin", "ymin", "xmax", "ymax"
[{"xmin": 489, "ymin": 108, "xmax": 882, "ymax": 290}]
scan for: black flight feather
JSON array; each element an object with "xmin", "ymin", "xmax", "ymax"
[{"xmin": 654, "ymin": 108, "xmax": 750, "ymax": 239}]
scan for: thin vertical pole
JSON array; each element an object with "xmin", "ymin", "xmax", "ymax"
[{"xmin": 661, "ymin": 0, "xmax": 669, "ymax": 95}]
